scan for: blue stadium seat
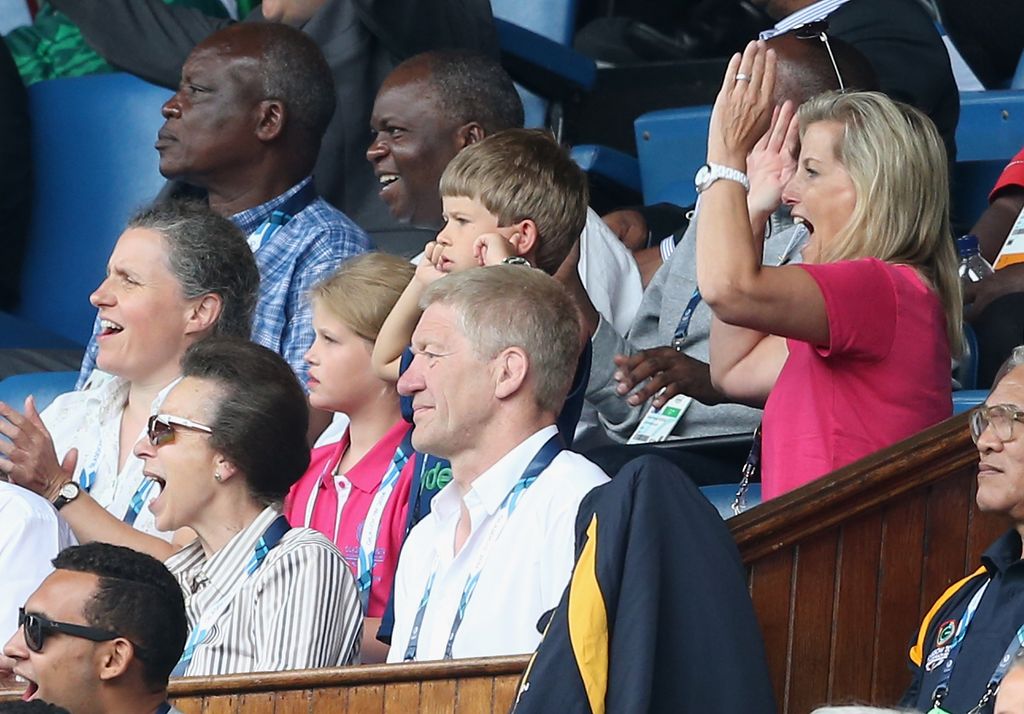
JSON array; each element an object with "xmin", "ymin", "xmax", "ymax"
[
  {"xmin": 3, "ymin": 73, "xmax": 171, "ymax": 348},
  {"xmin": 491, "ymin": 0, "xmax": 594, "ymax": 130},
  {"xmin": 0, "ymin": 371, "xmax": 77, "ymax": 414},
  {"xmin": 952, "ymin": 89, "xmax": 1024, "ymax": 229},
  {"xmin": 570, "ymin": 144, "xmax": 642, "ymax": 195},
  {"xmin": 634, "ymin": 105, "xmax": 711, "ymax": 207},
  {"xmin": 953, "ymin": 390, "xmax": 986, "ymax": 415}
]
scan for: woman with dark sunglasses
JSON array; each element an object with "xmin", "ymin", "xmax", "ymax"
[
  {"xmin": 7, "ymin": 337, "xmax": 362, "ymax": 675},
  {"xmin": 695, "ymin": 40, "xmax": 960, "ymax": 500},
  {"xmin": 0, "ymin": 200, "xmax": 258, "ymax": 548}
]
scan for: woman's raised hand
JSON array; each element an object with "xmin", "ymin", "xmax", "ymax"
[
  {"xmin": 0, "ymin": 396, "xmax": 77, "ymax": 501},
  {"xmin": 708, "ymin": 40, "xmax": 778, "ymax": 169},
  {"xmin": 747, "ymin": 100, "xmax": 800, "ymax": 217}
]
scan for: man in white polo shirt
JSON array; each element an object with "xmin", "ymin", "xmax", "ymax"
[{"xmin": 388, "ymin": 266, "xmax": 609, "ymax": 662}]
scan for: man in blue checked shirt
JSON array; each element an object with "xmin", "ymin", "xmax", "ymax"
[{"xmin": 76, "ymin": 21, "xmax": 370, "ymax": 400}]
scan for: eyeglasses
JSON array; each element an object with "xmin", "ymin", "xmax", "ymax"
[
  {"xmin": 969, "ymin": 403, "xmax": 1024, "ymax": 444},
  {"xmin": 147, "ymin": 413, "xmax": 214, "ymax": 447},
  {"xmin": 794, "ymin": 21, "xmax": 846, "ymax": 92},
  {"xmin": 18, "ymin": 608, "xmax": 120, "ymax": 653}
]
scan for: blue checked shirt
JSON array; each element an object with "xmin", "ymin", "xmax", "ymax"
[{"xmin": 76, "ymin": 177, "xmax": 371, "ymax": 390}]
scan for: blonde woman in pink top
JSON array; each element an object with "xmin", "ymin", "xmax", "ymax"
[{"xmin": 695, "ymin": 40, "xmax": 961, "ymax": 499}]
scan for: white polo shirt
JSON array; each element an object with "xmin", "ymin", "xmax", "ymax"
[
  {"xmin": 388, "ymin": 426, "xmax": 609, "ymax": 662},
  {"xmin": 0, "ymin": 482, "xmax": 76, "ymax": 640}
]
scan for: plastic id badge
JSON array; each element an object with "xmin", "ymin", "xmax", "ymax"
[
  {"xmin": 628, "ymin": 394, "xmax": 693, "ymax": 444},
  {"xmin": 994, "ymin": 206, "xmax": 1024, "ymax": 270}
]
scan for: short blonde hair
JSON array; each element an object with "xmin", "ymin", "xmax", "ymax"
[
  {"xmin": 309, "ymin": 252, "xmax": 415, "ymax": 342},
  {"xmin": 420, "ymin": 265, "xmax": 581, "ymax": 414},
  {"xmin": 439, "ymin": 128, "xmax": 588, "ymax": 274},
  {"xmin": 798, "ymin": 91, "xmax": 963, "ymax": 354}
]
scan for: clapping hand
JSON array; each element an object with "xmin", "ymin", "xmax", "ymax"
[
  {"xmin": 708, "ymin": 40, "xmax": 778, "ymax": 170},
  {"xmin": 0, "ymin": 396, "xmax": 77, "ymax": 502},
  {"xmin": 747, "ymin": 101, "xmax": 800, "ymax": 217}
]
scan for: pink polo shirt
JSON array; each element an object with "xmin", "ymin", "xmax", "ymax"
[
  {"xmin": 284, "ymin": 419, "xmax": 414, "ymax": 617},
  {"xmin": 761, "ymin": 258, "xmax": 952, "ymax": 500}
]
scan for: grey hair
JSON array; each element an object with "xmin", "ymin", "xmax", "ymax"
[
  {"xmin": 412, "ymin": 49, "xmax": 525, "ymax": 133},
  {"xmin": 419, "ymin": 266, "xmax": 581, "ymax": 414},
  {"xmin": 993, "ymin": 346, "xmax": 1024, "ymax": 388},
  {"xmin": 127, "ymin": 200, "xmax": 259, "ymax": 340}
]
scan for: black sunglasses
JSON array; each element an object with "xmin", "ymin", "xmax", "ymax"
[
  {"xmin": 794, "ymin": 21, "xmax": 846, "ymax": 92},
  {"xmin": 18, "ymin": 608, "xmax": 120, "ymax": 653}
]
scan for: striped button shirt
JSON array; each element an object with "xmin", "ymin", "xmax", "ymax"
[
  {"xmin": 759, "ymin": 0, "xmax": 850, "ymax": 39},
  {"xmin": 165, "ymin": 506, "xmax": 363, "ymax": 676},
  {"xmin": 76, "ymin": 177, "xmax": 371, "ymax": 390}
]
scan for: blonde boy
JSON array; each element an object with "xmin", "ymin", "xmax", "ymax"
[{"xmin": 372, "ymin": 128, "xmax": 588, "ymax": 379}]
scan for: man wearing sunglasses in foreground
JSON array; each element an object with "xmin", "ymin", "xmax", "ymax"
[
  {"xmin": 902, "ymin": 345, "xmax": 1024, "ymax": 713},
  {"xmin": 2, "ymin": 542, "xmax": 187, "ymax": 714}
]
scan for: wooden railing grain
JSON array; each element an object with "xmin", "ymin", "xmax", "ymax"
[{"xmin": 0, "ymin": 414, "xmax": 997, "ymax": 713}]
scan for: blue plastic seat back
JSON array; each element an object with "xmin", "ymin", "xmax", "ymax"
[
  {"xmin": 0, "ymin": 371, "xmax": 77, "ymax": 414},
  {"xmin": 492, "ymin": 0, "xmax": 580, "ymax": 129},
  {"xmin": 634, "ymin": 105, "xmax": 711, "ymax": 207},
  {"xmin": 18, "ymin": 73, "xmax": 171, "ymax": 346},
  {"xmin": 951, "ymin": 90, "xmax": 1024, "ymax": 229},
  {"xmin": 491, "ymin": 0, "xmax": 576, "ymax": 45}
]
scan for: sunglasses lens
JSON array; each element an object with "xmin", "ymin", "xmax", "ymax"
[
  {"xmin": 20, "ymin": 612, "xmax": 43, "ymax": 652},
  {"xmin": 148, "ymin": 417, "xmax": 174, "ymax": 446}
]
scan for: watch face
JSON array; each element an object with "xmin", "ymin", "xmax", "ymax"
[
  {"xmin": 694, "ymin": 164, "xmax": 711, "ymax": 189},
  {"xmin": 59, "ymin": 482, "xmax": 79, "ymax": 499}
]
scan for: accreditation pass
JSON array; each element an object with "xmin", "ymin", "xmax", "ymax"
[{"xmin": 628, "ymin": 394, "xmax": 693, "ymax": 444}]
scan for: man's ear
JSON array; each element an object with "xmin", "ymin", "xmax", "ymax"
[
  {"xmin": 493, "ymin": 346, "xmax": 529, "ymax": 400},
  {"xmin": 455, "ymin": 122, "xmax": 486, "ymax": 150},
  {"xmin": 184, "ymin": 294, "xmax": 223, "ymax": 338},
  {"xmin": 96, "ymin": 639, "xmax": 134, "ymax": 682},
  {"xmin": 255, "ymin": 99, "xmax": 286, "ymax": 142},
  {"xmin": 508, "ymin": 219, "xmax": 539, "ymax": 258}
]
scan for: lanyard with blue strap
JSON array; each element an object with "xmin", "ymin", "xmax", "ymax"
[
  {"xmin": 304, "ymin": 430, "xmax": 412, "ymax": 611},
  {"xmin": 354, "ymin": 432, "xmax": 412, "ymax": 611},
  {"xmin": 171, "ymin": 514, "xmax": 291, "ymax": 677},
  {"xmin": 77, "ymin": 449, "xmax": 153, "ymax": 527},
  {"xmin": 402, "ymin": 435, "xmax": 563, "ymax": 662},
  {"xmin": 927, "ymin": 579, "xmax": 1024, "ymax": 713},
  {"xmin": 246, "ymin": 180, "xmax": 317, "ymax": 251},
  {"xmin": 671, "ymin": 288, "xmax": 703, "ymax": 351}
]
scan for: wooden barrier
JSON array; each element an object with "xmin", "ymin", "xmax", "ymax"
[
  {"xmin": 0, "ymin": 413, "xmax": 1000, "ymax": 713},
  {"xmin": 733, "ymin": 412, "xmax": 1005, "ymax": 713}
]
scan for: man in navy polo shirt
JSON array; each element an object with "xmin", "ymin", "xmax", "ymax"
[{"xmin": 903, "ymin": 346, "xmax": 1024, "ymax": 713}]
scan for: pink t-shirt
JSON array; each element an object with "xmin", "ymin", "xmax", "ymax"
[
  {"xmin": 761, "ymin": 258, "xmax": 952, "ymax": 500},
  {"xmin": 283, "ymin": 419, "xmax": 414, "ymax": 617}
]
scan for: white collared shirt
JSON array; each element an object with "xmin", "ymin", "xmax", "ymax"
[
  {"xmin": 165, "ymin": 507, "xmax": 362, "ymax": 675},
  {"xmin": 759, "ymin": 0, "xmax": 851, "ymax": 39},
  {"xmin": 41, "ymin": 372, "xmax": 175, "ymax": 540},
  {"xmin": 0, "ymin": 482, "xmax": 76, "ymax": 640},
  {"xmin": 388, "ymin": 426, "xmax": 610, "ymax": 662}
]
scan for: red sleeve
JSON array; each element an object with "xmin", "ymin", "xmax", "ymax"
[
  {"xmin": 797, "ymin": 258, "xmax": 897, "ymax": 361},
  {"xmin": 991, "ymin": 147, "xmax": 1024, "ymax": 201}
]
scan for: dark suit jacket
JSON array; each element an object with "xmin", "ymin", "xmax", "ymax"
[{"xmin": 828, "ymin": 0, "xmax": 960, "ymax": 161}]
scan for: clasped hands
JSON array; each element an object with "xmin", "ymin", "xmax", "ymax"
[{"xmin": 0, "ymin": 396, "xmax": 77, "ymax": 502}]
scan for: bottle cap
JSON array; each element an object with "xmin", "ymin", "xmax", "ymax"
[{"xmin": 957, "ymin": 234, "xmax": 980, "ymax": 256}]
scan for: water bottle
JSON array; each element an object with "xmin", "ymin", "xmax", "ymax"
[{"xmin": 957, "ymin": 234, "xmax": 995, "ymax": 284}]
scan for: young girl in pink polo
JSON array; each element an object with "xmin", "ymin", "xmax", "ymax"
[{"xmin": 283, "ymin": 252, "xmax": 415, "ymax": 662}]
